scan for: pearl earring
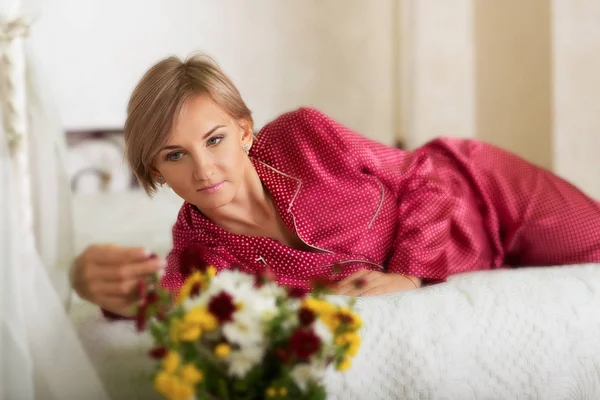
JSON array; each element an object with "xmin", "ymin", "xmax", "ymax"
[
  {"xmin": 242, "ymin": 144, "xmax": 250, "ymax": 154},
  {"xmin": 157, "ymin": 176, "xmax": 165, "ymax": 184}
]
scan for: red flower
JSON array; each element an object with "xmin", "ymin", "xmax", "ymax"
[
  {"xmin": 138, "ymin": 280, "xmax": 147, "ymax": 299},
  {"xmin": 337, "ymin": 312, "xmax": 354, "ymax": 325},
  {"xmin": 156, "ymin": 310, "xmax": 167, "ymax": 321},
  {"xmin": 298, "ymin": 307, "xmax": 316, "ymax": 326},
  {"xmin": 310, "ymin": 276, "xmax": 334, "ymax": 292},
  {"xmin": 145, "ymin": 291, "xmax": 159, "ymax": 305},
  {"xmin": 179, "ymin": 244, "xmax": 208, "ymax": 277},
  {"xmin": 136, "ymin": 280, "xmax": 162, "ymax": 332},
  {"xmin": 261, "ymin": 265, "xmax": 277, "ymax": 281},
  {"xmin": 190, "ymin": 282, "xmax": 202, "ymax": 298},
  {"xmin": 288, "ymin": 328, "xmax": 321, "ymax": 361},
  {"xmin": 136, "ymin": 302, "xmax": 148, "ymax": 332},
  {"xmin": 275, "ymin": 347, "xmax": 291, "ymax": 364},
  {"xmin": 148, "ymin": 347, "xmax": 168, "ymax": 360},
  {"xmin": 254, "ymin": 266, "xmax": 277, "ymax": 288},
  {"xmin": 286, "ymin": 286, "xmax": 307, "ymax": 299},
  {"xmin": 208, "ymin": 291, "xmax": 236, "ymax": 323}
]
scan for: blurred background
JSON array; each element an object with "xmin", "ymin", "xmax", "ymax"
[{"xmin": 2, "ymin": 0, "xmax": 600, "ymax": 274}]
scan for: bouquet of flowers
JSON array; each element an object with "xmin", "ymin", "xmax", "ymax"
[{"xmin": 136, "ymin": 255, "xmax": 362, "ymax": 400}]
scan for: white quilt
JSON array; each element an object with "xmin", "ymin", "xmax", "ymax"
[{"xmin": 72, "ymin": 264, "xmax": 600, "ymax": 400}]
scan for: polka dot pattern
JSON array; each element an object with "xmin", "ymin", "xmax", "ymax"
[{"xmin": 161, "ymin": 107, "xmax": 600, "ymax": 293}]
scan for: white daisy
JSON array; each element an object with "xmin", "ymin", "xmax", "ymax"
[
  {"xmin": 290, "ymin": 359, "xmax": 326, "ymax": 392},
  {"xmin": 222, "ymin": 313, "xmax": 264, "ymax": 348},
  {"xmin": 226, "ymin": 345, "xmax": 265, "ymax": 378}
]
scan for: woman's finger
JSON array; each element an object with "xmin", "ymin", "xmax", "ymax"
[
  {"xmin": 85, "ymin": 244, "xmax": 150, "ymax": 265},
  {"xmin": 357, "ymin": 284, "xmax": 388, "ymax": 297},
  {"xmin": 86, "ymin": 257, "xmax": 164, "ymax": 282},
  {"xmin": 332, "ymin": 269, "xmax": 373, "ymax": 291},
  {"xmin": 334, "ymin": 271, "xmax": 382, "ymax": 295},
  {"xmin": 114, "ymin": 257, "xmax": 165, "ymax": 281},
  {"xmin": 98, "ymin": 297, "xmax": 139, "ymax": 317},
  {"xmin": 88, "ymin": 278, "xmax": 140, "ymax": 298},
  {"xmin": 339, "ymin": 276, "xmax": 388, "ymax": 296}
]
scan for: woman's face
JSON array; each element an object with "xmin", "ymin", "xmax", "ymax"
[{"xmin": 153, "ymin": 94, "xmax": 253, "ymax": 211}]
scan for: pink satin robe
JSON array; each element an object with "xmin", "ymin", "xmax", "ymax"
[{"xmin": 161, "ymin": 107, "xmax": 600, "ymax": 292}]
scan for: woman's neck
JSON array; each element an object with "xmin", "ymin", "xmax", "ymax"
[{"xmin": 200, "ymin": 165, "xmax": 276, "ymax": 233}]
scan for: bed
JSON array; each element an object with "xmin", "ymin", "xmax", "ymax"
[
  {"xmin": 71, "ymin": 189, "xmax": 183, "ymax": 258},
  {"xmin": 66, "ymin": 131, "xmax": 600, "ymax": 399},
  {"xmin": 71, "ymin": 263, "xmax": 600, "ymax": 400}
]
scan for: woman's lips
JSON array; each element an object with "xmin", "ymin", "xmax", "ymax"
[{"xmin": 198, "ymin": 181, "xmax": 224, "ymax": 193}]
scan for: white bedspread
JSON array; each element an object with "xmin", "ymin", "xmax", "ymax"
[
  {"xmin": 72, "ymin": 264, "xmax": 600, "ymax": 400},
  {"xmin": 72, "ymin": 189, "xmax": 183, "ymax": 258}
]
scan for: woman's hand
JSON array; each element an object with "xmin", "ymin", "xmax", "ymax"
[
  {"xmin": 331, "ymin": 270, "xmax": 421, "ymax": 297},
  {"xmin": 71, "ymin": 244, "xmax": 164, "ymax": 317}
]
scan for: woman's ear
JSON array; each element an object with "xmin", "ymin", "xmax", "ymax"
[
  {"xmin": 238, "ymin": 118, "xmax": 254, "ymax": 146},
  {"xmin": 149, "ymin": 167, "xmax": 163, "ymax": 183}
]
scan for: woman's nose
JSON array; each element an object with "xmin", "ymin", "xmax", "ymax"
[{"xmin": 192, "ymin": 154, "xmax": 214, "ymax": 181}]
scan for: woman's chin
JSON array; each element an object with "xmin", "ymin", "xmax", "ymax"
[{"xmin": 190, "ymin": 190, "xmax": 234, "ymax": 210}]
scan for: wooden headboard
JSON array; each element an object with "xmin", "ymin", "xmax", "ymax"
[{"xmin": 66, "ymin": 130, "xmax": 138, "ymax": 193}]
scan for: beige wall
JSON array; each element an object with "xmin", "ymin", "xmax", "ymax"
[
  {"xmin": 271, "ymin": 1, "xmax": 396, "ymax": 145},
  {"xmin": 401, "ymin": 0, "xmax": 476, "ymax": 148},
  {"xmin": 552, "ymin": 0, "xmax": 600, "ymax": 199},
  {"xmin": 31, "ymin": 0, "xmax": 397, "ymax": 145},
  {"xmin": 401, "ymin": 0, "xmax": 600, "ymax": 199},
  {"xmin": 475, "ymin": 0, "xmax": 553, "ymax": 170}
]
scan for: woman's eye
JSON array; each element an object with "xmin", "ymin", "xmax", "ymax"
[
  {"xmin": 207, "ymin": 135, "xmax": 224, "ymax": 146},
  {"xmin": 166, "ymin": 151, "xmax": 184, "ymax": 161}
]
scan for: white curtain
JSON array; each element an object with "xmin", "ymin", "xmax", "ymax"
[
  {"xmin": 0, "ymin": 4, "xmax": 108, "ymax": 399},
  {"xmin": 26, "ymin": 32, "xmax": 77, "ymax": 302}
]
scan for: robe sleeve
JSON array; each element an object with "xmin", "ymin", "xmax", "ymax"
[{"xmin": 296, "ymin": 107, "xmax": 454, "ymax": 281}]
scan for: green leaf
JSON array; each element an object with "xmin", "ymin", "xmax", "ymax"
[
  {"xmin": 217, "ymin": 378, "xmax": 230, "ymax": 400},
  {"xmin": 305, "ymin": 381, "xmax": 328, "ymax": 400}
]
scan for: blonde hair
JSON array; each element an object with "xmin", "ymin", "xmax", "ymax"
[{"xmin": 124, "ymin": 53, "xmax": 252, "ymax": 195}]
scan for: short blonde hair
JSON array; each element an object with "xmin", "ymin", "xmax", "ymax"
[{"xmin": 124, "ymin": 53, "xmax": 252, "ymax": 195}]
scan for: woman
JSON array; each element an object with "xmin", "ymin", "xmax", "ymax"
[{"xmin": 71, "ymin": 54, "xmax": 600, "ymax": 318}]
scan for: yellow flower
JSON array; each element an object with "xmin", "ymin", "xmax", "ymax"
[
  {"xmin": 265, "ymin": 387, "xmax": 277, "ymax": 398},
  {"xmin": 337, "ymin": 331, "xmax": 360, "ymax": 345},
  {"xmin": 302, "ymin": 298, "xmax": 335, "ymax": 315},
  {"xmin": 180, "ymin": 363, "xmax": 203, "ymax": 385},
  {"xmin": 185, "ymin": 306, "xmax": 218, "ymax": 332},
  {"xmin": 302, "ymin": 298, "xmax": 341, "ymax": 332},
  {"xmin": 154, "ymin": 372, "xmax": 176, "ymax": 397},
  {"xmin": 335, "ymin": 332, "xmax": 351, "ymax": 346},
  {"xmin": 349, "ymin": 313, "xmax": 362, "ymax": 330},
  {"xmin": 156, "ymin": 354, "xmax": 203, "ymax": 400},
  {"xmin": 206, "ymin": 265, "xmax": 217, "ymax": 278},
  {"xmin": 202, "ymin": 313, "xmax": 219, "ymax": 331},
  {"xmin": 162, "ymin": 351, "xmax": 181, "ymax": 374},
  {"xmin": 321, "ymin": 313, "xmax": 341, "ymax": 332},
  {"xmin": 175, "ymin": 306, "xmax": 220, "ymax": 342},
  {"xmin": 333, "ymin": 307, "xmax": 362, "ymax": 332},
  {"xmin": 170, "ymin": 379, "xmax": 194, "ymax": 400},
  {"xmin": 170, "ymin": 318, "xmax": 183, "ymax": 343},
  {"xmin": 214, "ymin": 343, "xmax": 231, "ymax": 359},
  {"xmin": 177, "ymin": 271, "xmax": 203, "ymax": 304},
  {"xmin": 337, "ymin": 357, "xmax": 352, "ymax": 372},
  {"xmin": 279, "ymin": 387, "xmax": 288, "ymax": 396},
  {"xmin": 334, "ymin": 331, "xmax": 361, "ymax": 357},
  {"xmin": 179, "ymin": 323, "xmax": 202, "ymax": 342},
  {"xmin": 347, "ymin": 335, "xmax": 361, "ymax": 357}
]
